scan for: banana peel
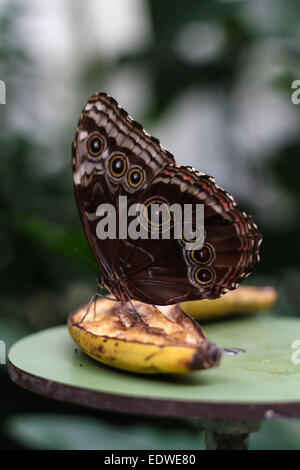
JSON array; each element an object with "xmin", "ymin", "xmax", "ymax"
[
  {"xmin": 68, "ymin": 299, "xmax": 222, "ymax": 374},
  {"xmin": 181, "ymin": 286, "xmax": 278, "ymax": 323}
]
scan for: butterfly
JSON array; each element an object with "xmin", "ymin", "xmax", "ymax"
[{"xmin": 72, "ymin": 93, "xmax": 262, "ymax": 306}]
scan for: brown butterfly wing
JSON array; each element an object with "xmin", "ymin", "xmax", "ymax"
[
  {"xmin": 122, "ymin": 165, "xmax": 262, "ymax": 304},
  {"xmin": 72, "ymin": 92, "xmax": 174, "ymax": 281},
  {"xmin": 73, "ymin": 93, "xmax": 262, "ymax": 305}
]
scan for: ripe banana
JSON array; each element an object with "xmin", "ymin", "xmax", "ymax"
[
  {"xmin": 180, "ymin": 286, "xmax": 278, "ymax": 322},
  {"xmin": 68, "ymin": 299, "xmax": 221, "ymax": 374}
]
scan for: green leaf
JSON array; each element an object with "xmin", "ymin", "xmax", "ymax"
[{"xmin": 4, "ymin": 413, "xmax": 205, "ymax": 450}]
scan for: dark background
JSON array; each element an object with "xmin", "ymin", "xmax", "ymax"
[{"xmin": 1, "ymin": 0, "xmax": 300, "ymax": 449}]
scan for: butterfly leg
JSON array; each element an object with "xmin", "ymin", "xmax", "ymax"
[
  {"xmin": 77, "ymin": 292, "xmax": 96, "ymax": 324},
  {"xmin": 93, "ymin": 286, "xmax": 101, "ymax": 320},
  {"xmin": 77, "ymin": 289, "xmax": 119, "ymax": 325},
  {"xmin": 94, "ymin": 292, "xmax": 119, "ymax": 302},
  {"xmin": 121, "ymin": 286, "xmax": 150, "ymax": 327}
]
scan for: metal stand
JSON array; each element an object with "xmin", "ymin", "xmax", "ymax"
[{"xmin": 199, "ymin": 419, "xmax": 261, "ymax": 450}]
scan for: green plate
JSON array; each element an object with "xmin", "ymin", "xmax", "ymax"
[{"xmin": 8, "ymin": 314, "xmax": 300, "ymax": 420}]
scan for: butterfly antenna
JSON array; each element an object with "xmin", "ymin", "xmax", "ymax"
[
  {"xmin": 48, "ymin": 249, "xmax": 98, "ymax": 273},
  {"xmin": 73, "ymin": 248, "xmax": 99, "ymax": 273}
]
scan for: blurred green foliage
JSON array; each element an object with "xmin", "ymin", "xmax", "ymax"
[{"xmin": 1, "ymin": 0, "xmax": 300, "ymax": 450}]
